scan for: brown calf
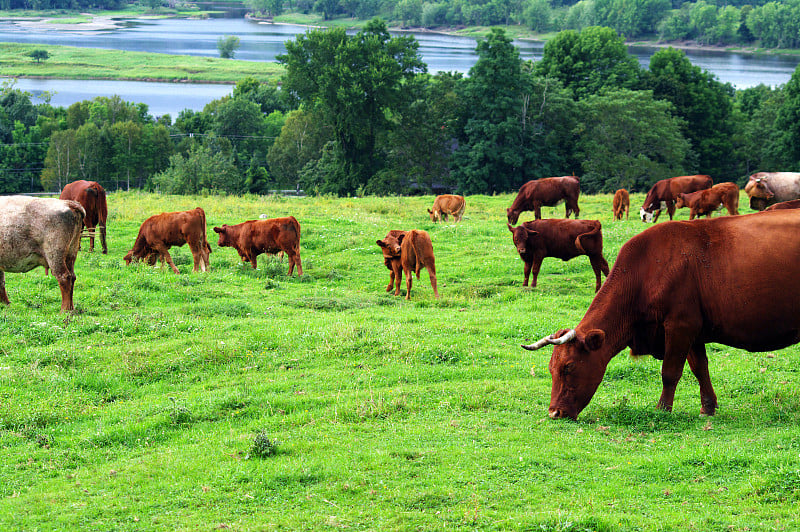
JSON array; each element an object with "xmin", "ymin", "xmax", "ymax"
[
  {"xmin": 124, "ymin": 207, "xmax": 211, "ymax": 274},
  {"xmin": 612, "ymin": 189, "xmax": 630, "ymax": 221},
  {"xmin": 428, "ymin": 194, "xmax": 466, "ymax": 222},
  {"xmin": 508, "ymin": 219, "xmax": 609, "ymax": 291},
  {"xmin": 640, "ymin": 175, "xmax": 713, "ymax": 222},
  {"xmin": 400, "ymin": 230, "xmax": 439, "ymax": 300},
  {"xmin": 60, "ymin": 180, "xmax": 108, "ymax": 253},
  {"xmin": 675, "ymin": 182, "xmax": 740, "ymax": 220},
  {"xmin": 213, "ymin": 216, "xmax": 303, "ymax": 276},
  {"xmin": 376, "ymin": 230, "xmax": 407, "ymax": 296}
]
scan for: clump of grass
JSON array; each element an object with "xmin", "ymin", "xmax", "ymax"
[{"xmin": 250, "ymin": 431, "xmax": 277, "ymax": 458}]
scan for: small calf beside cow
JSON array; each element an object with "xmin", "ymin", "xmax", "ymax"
[{"xmin": 376, "ymin": 229, "xmax": 438, "ymax": 300}]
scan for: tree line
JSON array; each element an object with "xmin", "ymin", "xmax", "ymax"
[{"xmin": 3, "ymin": 21, "xmax": 800, "ymax": 196}]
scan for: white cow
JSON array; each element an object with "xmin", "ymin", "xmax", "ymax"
[
  {"xmin": 0, "ymin": 196, "xmax": 85, "ymax": 311},
  {"xmin": 744, "ymin": 172, "xmax": 800, "ymax": 210}
]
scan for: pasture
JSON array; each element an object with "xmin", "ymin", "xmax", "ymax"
[{"xmin": 1, "ymin": 191, "xmax": 798, "ymax": 530}]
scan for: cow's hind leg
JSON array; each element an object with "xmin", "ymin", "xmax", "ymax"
[
  {"xmin": 0, "ymin": 271, "xmax": 9, "ymax": 306},
  {"xmin": 287, "ymin": 248, "xmax": 303, "ymax": 276},
  {"xmin": 687, "ymin": 343, "xmax": 718, "ymax": 416},
  {"xmin": 427, "ymin": 261, "xmax": 439, "ymax": 298},
  {"xmin": 588, "ymin": 255, "xmax": 609, "ymax": 292}
]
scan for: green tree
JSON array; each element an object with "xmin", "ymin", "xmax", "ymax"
[
  {"xmin": 28, "ymin": 49, "xmax": 50, "ymax": 63},
  {"xmin": 534, "ymin": 26, "xmax": 642, "ymax": 100},
  {"xmin": 279, "ymin": 18, "xmax": 426, "ymax": 195},
  {"xmin": 575, "ymin": 89, "xmax": 690, "ymax": 193},
  {"xmin": 41, "ymin": 129, "xmax": 77, "ymax": 191},
  {"xmin": 644, "ymin": 47, "xmax": 737, "ymax": 178},
  {"xmin": 217, "ymin": 35, "xmax": 241, "ymax": 59},
  {"xmin": 734, "ymin": 85, "xmax": 786, "ymax": 175},
  {"xmin": 773, "ymin": 66, "xmax": 800, "ymax": 168},
  {"xmin": 267, "ymin": 109, "xmax": 333, "ymax": 188},
  {"xmin": 152, "ymin": 141, "xmax": 243, "ymax": 194},
  {"xmin": 452, "ymin": 28, "xmax": 534, "ymax": 194},
  {"xmin": 523, "ymin": 0, "xmax": 552, "ymax": 32}
]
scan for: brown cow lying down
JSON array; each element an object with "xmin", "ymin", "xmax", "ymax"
[
  {"xmin": 744, "ymin": 172, "xmax": 800, "ymax": 210},
  {"xmin": 378, "ymin": 229, "xmax": 438, "ymax": 300},
  {"xmin": 508, "ymin": 219, "xmax": 609, "ymax": 291},
  {"xmin": 524, "ymin": 210, "xmax": 800, "ymax": 420},
  {"xmin": 428, "ymin": 195, "xmax": 466, "ymax": 222},
  {"xmin": 765, "ymin": 199, "xmax": 800, "ymax": 211},
  {"xmin": 675, "ymin": 182, "xmax": 740, "ymax": 219},
  {"xmin": 0, "ymin": 196, "xmax": 84, "ymax": 311},
  {"xmin": 60, "ymin": 180, "xmax": 108, "ymax": 254},
  {"xmin": 124, "ymin": 207, "xmax": 211, "ymax": 274},
  {"xmin": 612, "ymin": 189, "xmax": 629, "ymax": 221},
  {"xmin": 640, "ymin": 174, "xmax": 713, "ymax": 222},
  {"xmin": 507, "ymin": 176, "xmax": 581, "ymax": 224},
  {"xmin": 376, "ymin": 230, "xmax": 406, "ymax": 296},
  {"xmin": 214, "ymin": 216, "xmax": 303, "ymax": 276}
]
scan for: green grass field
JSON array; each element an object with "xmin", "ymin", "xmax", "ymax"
[
  {"xmin": 0, "ymin": 43, "xmax": 283, "ymax": 83},
  {"xmin": 1, "ymin": 192, "xmax": 798, "ymax": 530}
]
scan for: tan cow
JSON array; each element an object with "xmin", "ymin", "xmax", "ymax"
[
  {"xmin": 124, "ymin": 207, "xmax": 211, "ymax": 274},
  {"xmin": 0, "ymin": 196, "xmax": 84, "ymax": 311},
  {"xmin": 428, "ymin": 194, "xmax": 466, "ymax": 222}
]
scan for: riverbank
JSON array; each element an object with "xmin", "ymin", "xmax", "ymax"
[{"xmin": 0, "ymin": 43, "xmax": 283, "ymax": 84}]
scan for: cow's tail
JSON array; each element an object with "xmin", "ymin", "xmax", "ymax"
[
  {"xmin": 65, "ymin": 201, "xmax": 86, "ymax": 255},
  {"xmin": 289, "ymin": 216, "xmax": 301, "ymax": 251},
  {"xmin": 94, "ymin": 185, "xmax": 109, "ymax": 252}
]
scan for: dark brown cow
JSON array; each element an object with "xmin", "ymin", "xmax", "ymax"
[
  {"xmin": 59, "ymin": 180, "xmax": 108, "ymax": 254},
  {"xmin": 744, "ymin": 172, "xmax": 800, "ymax": 210},
  {"xmin": 428, "ymin": 195, "xmax": 466, "ymax": 222},
  {"xmin": 0, "ymin": 196, "xmax": 84, "ymax": 311},
  {"xmin": 523, "ymin": 210, "xmax": 800, "ymax": 420},
  {"xmin": 508, "ymin": 219, "xmax": 609, "ymax": 291},
  {"xmin": 765, "ymin": 199, "xmax": 800, "ymax": 211},
  {"xmin": 640, "ymin": 175, "xmax": 713, "ymax": 223},
  {"xmin": 213, "ymin": 216, "xmax": 303, "ymax": 276},
  {"xmin": 124, "ymin": 207, "xmax": 211, "ymax": 274},
  {"xmin": 506, "ymin": 176, "xmax": 581, "ymax": 224},
  {"xmin": 612, "ymin": 189, "xmax": 629, "ymax": 221},
  {"xmin": 376, "ymin": 230, "xmax": 407, "ymax": 296},
  {"xmin": 675, "ymin": 182, "xmax": 740, "ymax": 219}
]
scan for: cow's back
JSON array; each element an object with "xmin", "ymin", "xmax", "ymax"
[
  {"xmin": 0, "ymin": 196, "xmax": 84, "ymax": 272},
  {"xmin": 608, "ymin": 211, "xmax": 800, "ymax": 351}
]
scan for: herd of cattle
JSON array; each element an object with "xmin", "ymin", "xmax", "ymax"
[{"xmin": 2, "ymin": 171, "xmax": 800, "ymax": 420}]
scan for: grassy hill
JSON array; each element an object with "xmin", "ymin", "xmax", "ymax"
[{"xmin": 0, "ymin": 191, "xmax": 797, "ymax": 530}]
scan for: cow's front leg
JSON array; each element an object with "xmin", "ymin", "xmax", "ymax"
[
  {"xmin": 522, "ymin": 261, "xmax": 533, "ymax": 287},
  {"xmin": 393, "ymin": 262, "xmax": 403, "ymax": 295},
  {"xmin": 528, "ymin": 257, "xmax": 543, "ymax": 288},
  {"xmin": 386, "ymin": 270, "xmax": 395, "ymax": 292},
  {"xmin": 657, "ymin": 326, "xmax": 694, "ymax": 411},
  {"xmin": 687, "ymin": 343, "xmax": 718, "ymax": 416},
  {"xmin": 534, "ymin": 203, "xmax": 542, "ymax": 220},
  {"xmin": 0, "ymin": 271, "xmax": 9, "ymax": 305},
  {"xmin": 154, "ymin": 244, "xmax": 179, "ymax": 274},
  {"xmin": 666, "ymin": 201, "xmax": 676, "ymax": 220}
]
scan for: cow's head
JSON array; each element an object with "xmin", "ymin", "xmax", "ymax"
[
  {"xmin": 639, "ymin": 205, "xmax": 659, "ymax": 223},
  {"xmin": 376, "ymin": 233, "xmax": 403, "ymax": 259},
  {"xmin": 522, "ymin": 328, "xmax": 609, "ymax": 420},
  {"xmin": 508, "ymin": 223, "xmax": 537, "ymax": 257},
  {"xmin": 507, "ymin": 208, "xmax": 521, "ymax": 226},
  {"xmin": 213, "ymin": 225, "xmax": 233, "ymax": 248},
  {"xmin": 745, "ymin": 176, "xmax": 775, "ymax": 211},
  {"xmin": 675, "ymin": 193, "xmax": 688, "ymax": 210},
  {"xmin": 427, "ymin": 208, "xmax": 440, "ymax": 222}
]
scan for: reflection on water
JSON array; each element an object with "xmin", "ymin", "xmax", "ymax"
[{"xmin": 1, "ymin": 17, "xmax": 798, "ymax": 116}]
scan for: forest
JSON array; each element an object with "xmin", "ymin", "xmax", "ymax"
[{"xmin": 2, "ymin": 20, "xmax": 800, "ymax": 196}]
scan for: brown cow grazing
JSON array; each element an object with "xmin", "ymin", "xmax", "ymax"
[
  {"xmin": 124, "ymin": 207, "xmax": 211, "ymax": 274},
  {"xmin": 213, "ymin": 216, "xmax": 303, "ymax": 276},
  {"xmin": 765, "ymin": 199, "xmax": 800, "ymax": 211},
  {"xmin": 59, "ymin": 180, "xmax": 108, "ymax": 254},
  {"xmin": 428, "ymin": 194, "xmax": 466, "ymax": 222},
  {"xmin": 0, "ymin": 196, "xmax": 84, "ymax": 311},
  {"xmin": 675, "ymin": 182, "xmax": 740, "ymax": 219},
  {"xmin": 376, "ymin": 230, "xmax": 407, "ymax": 296},
  {"xmin": 744, "ymin": 172, "xmax": 800, "ymax": 210},
  {"xmin": 523, "ymin": 210, "xmax": 800, "ymax": 420},
  {"xmin": 640, "ymin": 175, "xmax": 713, "ymax": 223},
  {"xmin": 612, "ymin": 189, "xmax": 629, "ymax": 221},
  {"xmin": 507, "ymin": 176, "xmax": 581, "ymax": 224},
  {"xmin": 508, "ymin": 219, "xmax": 609, "ymax": 291}
]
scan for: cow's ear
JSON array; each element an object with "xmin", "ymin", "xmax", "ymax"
[
  {"xmin": 397, "ymin": 233, "xmax": 406, "ymax": 244},
  {"xmin": 526, "ymin": 229, "xmax": 539, "ymax": 238},
  {"xmin": 427, "ymin": 208, "xmax": 432, "ymax": 214},
  {"xmin": 507, "ymin": 223, "xmax": 515, "ymax": 233},
  {"xmin": 377, "ymin": 239, "xmax": 387, "ymax": 248},
  {"xmin": 213, "ymin": 226, "xmax": 222, "ymax": 234},
  {"xmin": 582, "ymin": 329, "xmax": 605, "ymax": 351}
]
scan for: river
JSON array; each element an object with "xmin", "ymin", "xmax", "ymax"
[{"xmin": 2, "ymin": 16, "xmax": 799, "ymax": 117}]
